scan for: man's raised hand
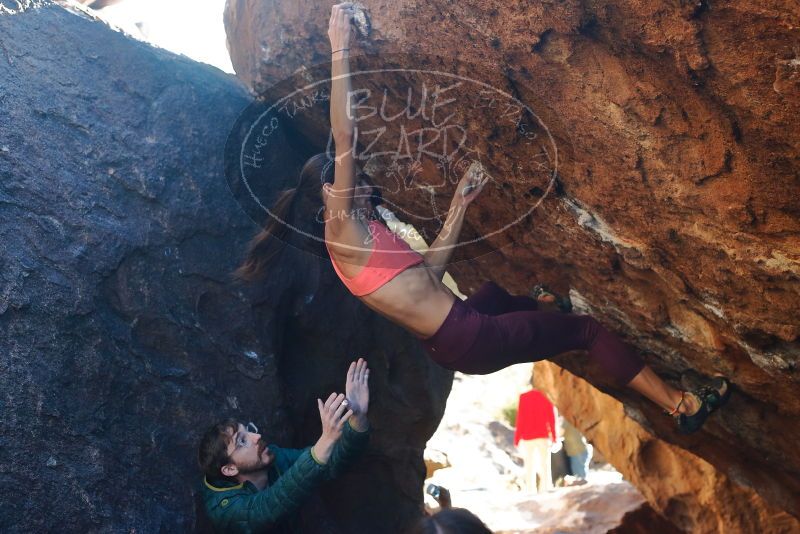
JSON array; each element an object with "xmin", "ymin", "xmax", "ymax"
[
  {"xmin": 345, "ymin": 358, "xmax": 370, "ymax": 431},
  {"xmin": 312, "ymin": 392, "xmax": 353, "ymax": 464}
]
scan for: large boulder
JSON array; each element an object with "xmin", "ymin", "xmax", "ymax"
[
  {"xmin": 0, "ymin": 2, "xmax": 449, "ymax": 532},
  {"xmin": 224, "ymin": 0, "xmax": 800, "ymax": 528}
]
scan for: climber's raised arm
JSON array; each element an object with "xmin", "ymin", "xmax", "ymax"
[
  {"xmin": 326, "ymin": 3, "xmax": 357, "ymax": 233},
  {"xmin": 423, "ymin": 162, "xmax": 488, "ymax": 279}
]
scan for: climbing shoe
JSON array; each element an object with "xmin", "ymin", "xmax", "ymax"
[
  {"xmin": 532, "ymin": 284, "xmax": 573, "ymax": 313},
  {"xmin": 700, "ymin": 376, "xmax": 731, "ymax": 413},
  {"xmin": 675, "ymin": 390, "xmax": 711, "ymax": 434}
]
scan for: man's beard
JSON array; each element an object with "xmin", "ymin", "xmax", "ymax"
[{"xmin": 236, "ymin": 439, "xmax": 273, "ymax": 474}]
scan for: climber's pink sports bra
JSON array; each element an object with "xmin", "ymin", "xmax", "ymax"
[{"xmin": 325, "ymin": 219, "xmax": 424, "ymax": 296}]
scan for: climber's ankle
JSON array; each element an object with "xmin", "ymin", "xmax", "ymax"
[{"xmin": 666, "ymin": 391, "xmax": 700, "ymax": 416}]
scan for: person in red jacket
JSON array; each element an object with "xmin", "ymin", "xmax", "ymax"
[{"xmin": 514, "ymin": 388, "xmax": 557, "ymax": 493}]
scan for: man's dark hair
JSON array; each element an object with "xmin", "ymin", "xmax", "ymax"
[
  {"xmin": 409, "ymin": 508, "xmax": 492, "ymax": 534},
  {"xmin": 198, "ymin": 419, "xmax": 240, "ymax": 484}
]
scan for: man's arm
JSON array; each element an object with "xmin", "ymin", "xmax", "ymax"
[
  {"xmin": 424, "ymin": 161, "xmax": 488, "ymax": 279},
  {"xmin": 215, "ymin": 393, "xmax": 354, "ymax": 531},
  {"xmin": 325, "ymin": 358, "xmax": 371, "ymax": 480},
  {"xmin": 514, "ymin": 394, "xmax": 524, "ymax": 446},
  {"xmin": 215, "ymin": 448, "xmax": 327, "ymax": 531},
  {"xmin": 325, "ymin": 420, "xmax": 369, "ymax": 481},
  {"xmin": 274, "ymin": 445, "xmax": 305, "ymax": 468},
  {"xmin": 548, "ymin": 405, "xmax": 558, "ymax": 444}
]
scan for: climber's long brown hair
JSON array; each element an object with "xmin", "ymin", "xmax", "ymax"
[{"xmin": 234, "ymin": 153, "xmax": 335, "ymax": 281}]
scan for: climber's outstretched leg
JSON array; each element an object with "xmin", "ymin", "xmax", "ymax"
[
  {"xmin": 628, "ymin": 369, "xmax": 731, "ymax": 434},
  {"xmin": 626, "ymin": 365, "xmax": 685, "ymax": 412},
  {"xmin": 422, "ymin": 301, "xmax": 730, "ymax": 433}
]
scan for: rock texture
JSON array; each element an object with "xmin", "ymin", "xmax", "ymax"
[
  {"xmin": 536, "ymin": 362, "xmax": 800, "ymax": 534},
  {"xmin": 0, "ymin": 2, "xmax": 449, "ymax": 532},
  {"xmin": 79, "ymin": 0, "xmax": 121, "ymax": 9},
  {"xmin": 607, "ymin": 502, "xmax": 684, "ymax": 534},
  {"xmin": 225, "ymin": 0, "xmax": 800, "ymax": 529}
]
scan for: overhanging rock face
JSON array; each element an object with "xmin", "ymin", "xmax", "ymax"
[
  {"xmin": 0, "ymin": 2, "xmax": 450, "ymax": 532},
  {"xmin": 225, "ymin": 0, "xmax": 800, "ymax": 527}
]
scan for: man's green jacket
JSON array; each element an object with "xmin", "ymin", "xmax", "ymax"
[{"xmin": 202, "ymin": 422, "xmax": 369, "ymax": 533}]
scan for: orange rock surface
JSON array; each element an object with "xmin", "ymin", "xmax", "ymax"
[{"xmin": 536, "ymin": 361, "xmax": 800, "ymax": 533}]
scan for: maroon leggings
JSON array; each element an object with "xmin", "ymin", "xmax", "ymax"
[{"xmin": 421, "ymin": 281, "xmax": 645, "ymax": 385}]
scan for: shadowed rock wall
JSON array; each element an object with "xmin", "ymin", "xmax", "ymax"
[
  {"xmin": 0, "ymin": 2, "xmax": 449, "ymax": 532},
  {"xmin": 225, "ymin": 0, "xmax": 800, "ymax": 528}
]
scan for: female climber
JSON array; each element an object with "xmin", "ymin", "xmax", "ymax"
[{"xmin": 237, "ymin": 3, "xmax": 729, "ymax": 434}]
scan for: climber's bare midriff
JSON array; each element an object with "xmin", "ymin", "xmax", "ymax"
[
  {"xmin": 360, "ymin": 265, "xmax": 456, "ymax": 339},
  {"xmin": 326, "ymin": 227, "xmax": 456, "ymax": 339}
]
